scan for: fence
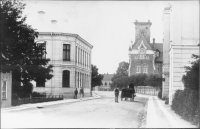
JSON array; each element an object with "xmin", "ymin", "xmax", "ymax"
[
  {"xmin": 135, "ymin": 86, "xmax": 159, "ymax": 96},
  {"xmin": 12, "ymin": 95, "xmax": 64, "ymax": 106}
]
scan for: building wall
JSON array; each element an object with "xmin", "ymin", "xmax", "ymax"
[
  {"xmin": 33, "ymin": 33, "xmax": 93, "ymax": 99},
  {"xmin": 129, "ymin": 54, "xmax": 154, "ymax": 75},
  {"xmin": 165, "ymin": 1, "xmax": 199, "ymax": 104},
  {"xmin": 1, "ymin": 72, "xmax": 12, "ymax": 108}
]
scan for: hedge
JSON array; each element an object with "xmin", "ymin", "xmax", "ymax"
[{"xmin": 171, "ymin": 88, "xmax": 199, "ymax": 126}]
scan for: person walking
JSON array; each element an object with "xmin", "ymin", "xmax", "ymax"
[
  {"xmin": 79, "ymin": 87, "xmax": 84, "ymax": 100},
  {"xmin": 114, "ymin": 87, "xmax": 120, "ymax": 103},
  {"xmin": 74, "ymin": 88, "xmax": 78, "ymax": 99}
]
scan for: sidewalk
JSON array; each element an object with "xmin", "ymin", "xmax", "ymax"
[
  {"xmin": 136, "ymin": 93, "xmax": 198, "ymax": 128},
  {"xmin": 1, "ymin": 93, "xmax": 101, "ymax": 113}
]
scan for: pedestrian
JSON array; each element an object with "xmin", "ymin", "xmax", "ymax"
[
  {"xmin": 114, "ymin": 87, "xmax": 120, "ymax": 103},
  {"xmin": 74, "ymin": 88, "xmax": 78, "ymax": 99},
  {"xmin": 80, "ymin": 87, "xmax": 84, "ymax": 100}
]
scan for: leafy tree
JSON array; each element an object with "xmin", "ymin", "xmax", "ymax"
[
  {"xmin": 91, "ymin": 64, "xmax": 103, "ymax": 88},
  {"xmin": 182, "ymin": 54, "xmax": 199, "ymax": 91},
  {"xmin": 129, "ymin": 74, "xmax": 148, "ymax": 86},
  {"xmin": 112, "ymin": 61, "xmax": 129, "ymax": 80},
  {"xmin": 111, "ymin": 61, "xmax": 129, "ymax": 89},
  {"xmin": 146, "ymin": 74, "xmax": 162, "ymax": 87},
  {"xmin": 111, "ymin": 76, "xmax": 130, "ymax": 90},
  {"xmin": 0, "ymin": 0, "xmax": 53, "ymax": 97}
]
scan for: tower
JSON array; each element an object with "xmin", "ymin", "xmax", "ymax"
[{"xmin": 134, "ymin": 20, "xmax": 152, "ymax": 43}]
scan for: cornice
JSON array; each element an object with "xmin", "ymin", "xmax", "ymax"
[{"xmin": 38, "ymin": 32, "xmax": 93, "ymax": 49}]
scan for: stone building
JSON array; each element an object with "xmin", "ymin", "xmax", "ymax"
[
  {"xmin": 163, "ymin": 1, "xmax": 199, "ymax": 104},
  {"xmin": 128, "ymin": 20, "xmax": 163, "ymax": 76},
  {"xmin": 1, "ymin": 72, "xmax": 12, "ymax": 108},
  {"xmin": 30, "ymin": 11, "xmax": 93, "ymax": 98},
  {"xmin": 99, "ymin": 73, "xmax": 114, "ymax": 91}
]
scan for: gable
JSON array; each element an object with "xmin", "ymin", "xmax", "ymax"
[{"xmin": 132, "ymin": 34, "xmax": 153, "ymax": 50}]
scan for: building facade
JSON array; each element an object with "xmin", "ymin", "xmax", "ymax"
[
  {"xmin": 1, "ymin": 72, "xmax": 12, "ymax": 108},
  {"xmin": 163, "ymin": 1, "xmax": 199, "ymax": 104},
  {"xmin": 128, "ymin": 20, "xmax": 163, "ymax": 76},
  {"xmin": 31, "ymin": 11, "xmax": 93, "ymax": 98},
  {"xmin": 99, "ymin": 73, "xmax": 114, "ymax": 91}
]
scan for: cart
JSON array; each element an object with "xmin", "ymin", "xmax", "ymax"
[{"xmin": 121, "ymin": 88, "xmax": 136, "ymax": 101}]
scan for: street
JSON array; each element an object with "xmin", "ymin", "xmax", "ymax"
[{"xmin": 1, "ymin": 91, "xmax": 147, "ymax": 128}]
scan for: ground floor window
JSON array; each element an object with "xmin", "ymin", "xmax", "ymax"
[
  {"xmin": 2, "ymin": 81, "xmax": 7, "ymax": 99},
  {"xmin": 36, "ymin": 80, "xmax": 45, "ymax": 87},
  {"xmin": 63, "ymin": 70, "xmax": 70, "ymax": 87}
]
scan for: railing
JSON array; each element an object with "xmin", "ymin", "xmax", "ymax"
[
  {"xmin": 12, "ymin": 95, "xmax": 64, "ymax": 106},
  {"xmin": 135, "ymin": 86, "xmax": 159, "ymax": 96}
]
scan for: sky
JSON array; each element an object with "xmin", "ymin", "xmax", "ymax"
[{"xmin": 22, "ymin": 0, "xmax": 167, "ymax": 74}]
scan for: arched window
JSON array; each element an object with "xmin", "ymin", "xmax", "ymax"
[
  {"xmin": 143, "ymin": 64, "xmax": 148, "ymax": 74},
  {"xmin": 136, "ymin": 64, "xmax": 141, "ymax": 73},
  {"xmin": 63, "ymin": 70, "xmax": 70, "ymax": 87}
]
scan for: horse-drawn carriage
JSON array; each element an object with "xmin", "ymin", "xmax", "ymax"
[{"xmin": 121, "ymin": 88, "xmax": 136, "ymax": 101}]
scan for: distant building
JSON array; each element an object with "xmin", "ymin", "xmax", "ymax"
[
  {"xmin": 163, "ymin": 1, "xmax": 199, "ymax": 104},
  {"xmin": 99, "ymin": 73, "xmax": 114, "ymax": 91},
  {"xmin": 30, "ymin": 11, "xmax": 93, "ymax": 98},
  {"xmin": 1, "ymin": 72, "xmax": 12, "ymax": 108},
  {"xmin": 128, "ymin": 20, "xmax": 163, "ymax": 76}
]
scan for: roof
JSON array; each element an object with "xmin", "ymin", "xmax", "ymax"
[
  {"xmin": 102, "ymin": 74, "xmax": 114, "ymax": 81},
  {"xmin": 151, "ymin": 43, "xmax": 163, "ymax": 62}
]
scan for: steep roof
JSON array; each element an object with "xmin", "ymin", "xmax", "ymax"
[
  {"xmin": 132, "ymin": 34, "xmax": 153, "ymax": 50},
  {"xmin": 102, "ymin": 74, "xmax": 114, "ymax": 81},
  {"xmin": 151, "ymin": 43, "xmax": 163, "ymax": 62}
]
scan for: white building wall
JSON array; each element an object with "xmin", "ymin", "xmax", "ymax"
[
  {"xmin": 167, "ymin": 1, "xmax": 199, "ymax": 105},
  {"xmin": 33, "ymin": 33, "xmax": 93, "ymax": 98}
]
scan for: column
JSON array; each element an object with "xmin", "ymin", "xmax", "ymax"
[{"xmin": 163, "ymin": 6, "xmax": 170, "ymax": 99}]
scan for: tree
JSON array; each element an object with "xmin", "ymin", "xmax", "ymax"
[
  {"xmin": 182, "ymin": 54, "xmax": 199, "ymax": 91},
  {"xmin": 129, "ymin": 74, "xmax": 148, "ymax": 86},
  {"xmin": 111, "ymin": 61, "xmax": 129, "ymax": 89},
  {"xmin": 111, "ymin": 76, "xmax": 130, "ymax": 90},
  {"xmin": 0, "ymin": 0, "xmax": 53, "ymax": 97},
  {"xmin": 146, "ymin": 74, "xmax": 162, "ymax": 87},
  {"xmin": 91, "ymin": 65, "xmax": 103, "ymax": 88},
  {"xmin": 112, "ymin": 61, "xmax": 129, "ymax": 79}
]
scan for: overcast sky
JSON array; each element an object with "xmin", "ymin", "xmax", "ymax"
[{"xmin": 23, "ymin": 1, "xmax": 167, "ymax": 74}]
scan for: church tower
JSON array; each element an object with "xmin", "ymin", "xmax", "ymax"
[{"xmin": 134, "ymin": 20, "xmax": 152, "ymax": 43}]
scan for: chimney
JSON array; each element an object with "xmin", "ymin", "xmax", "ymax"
[
  {"xmin": 153, "ymin": 38, "xmax": 155, "ymax": 49},
  {"xmin": 148, "ymin": 20, "xmax": 150, "ymax": 22},
  {"xmin": 38, "ymin": 11, "xmax": 45, "ymax": 21}
]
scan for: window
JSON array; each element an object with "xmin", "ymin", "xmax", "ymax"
[
  {"xmin": 105, "ymin": 82, "xmax": 107, "ymax": 85},
  {"xmin": 109, "ymin": 82, "xmax": 111, "ymax": 85},
  {"xmin": 140, "ymin": 54, "xmax": 145, "ymax": 59},
  {"xmin": 135, "ymin": 55, "xmax": 138, "ymax": 59},
  {"xmin": 2, "ymin": 81, "xmax": 7, "ymax": 99},
  {"xmin": 143, "ymin": 64, "xmax": 148, "ymax": 73},
  {"xmin": 37, "ymin": 42, "xmax": 46, "ymax": 59},
  {"xmin": 146, "ymin": 55, "xmax": 149, "ymax": 59},
  {"xmin": 156, "ymin": 51, "xmax": 160, "ymax": 57},
  {"xmin": 136, "ymin": 65, "xmax": 141, "ymax": 73},
  {"xmin": 36, "ymin": 80, "xmax": 45, "ymax": 87},
  {"xmin": 63, "ymin": 44, "xmax": 70, "ymax": 61},
  {"xmin": 63, "ymin": 70, "xmax": 70, "ymax": 87}
]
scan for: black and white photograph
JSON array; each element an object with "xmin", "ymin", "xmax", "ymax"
[{"xmin": 1, "ymin": 0, "xmax": 199, "ymax": 128}]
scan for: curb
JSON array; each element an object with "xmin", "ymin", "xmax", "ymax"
[{"xmin": 1, "ymin": 93, "xmax": 101, "ymax": 113}]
